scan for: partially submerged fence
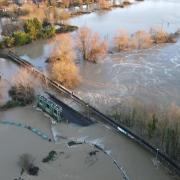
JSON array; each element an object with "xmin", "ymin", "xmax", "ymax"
[{"xmin": 5, "ymin": 51, "xmax": 180, "ymax": 174}]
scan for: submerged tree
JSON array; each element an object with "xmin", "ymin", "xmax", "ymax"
[
  {"xmin": 9, "ymin": 69, "xmax": 35, "ymax": 105},
  {"xmin": 97, "ymin": 0, "xmax": 111, "ymax": 10},
  {"xmin": 150, "ymin": 27, "xmax": 176, "ymax": 43},
  {"xmin": 77, "ymin": 26, "xmax": 108, "ymax": 63},
  {"xmin": 114, "ymin": 29, "xmax": 129, "ymax": 51},
  {"xmin": 48, "ymin": 34, "xmax": 81, "ymax": 89},
  {"xmin": 18, "ymin": 154, "xmax": 39, "ymax": 176},
  {"xmin": 114, "ymin": 27, "xmax": 177, "ymax": 51}
]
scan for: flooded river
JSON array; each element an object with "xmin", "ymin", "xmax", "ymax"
[
  {"xmin": 0, "ymin": 0, "xmax": 180, "ymax": 179},
  {"xmin": 8, "ymin": 0, "xmax": 180, "ymax": 112}
]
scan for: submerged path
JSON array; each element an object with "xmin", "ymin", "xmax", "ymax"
[{"xmin": 0, "ymin": 120, "xmax": 51, "ymax": 141}]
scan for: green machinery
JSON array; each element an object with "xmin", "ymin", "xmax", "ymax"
[{"xmin": 37, "ymin": 95, "xmax": 63, "ymax": 123}]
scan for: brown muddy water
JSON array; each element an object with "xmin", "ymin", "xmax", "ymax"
[
  {"xmin": 10, "ymin": 0, "xmax": 180, "ymax": 112},
  {"xmin": 0, "ymin": 0, "xmax": 180, "ymax": 179},
  {"xmin": 0, "ymin": 106, "xmax": 178, "ymax": 180}
]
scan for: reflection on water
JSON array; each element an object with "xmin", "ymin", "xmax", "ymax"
[{"xmin": 5, "ymin": 0, "xmax": 180, "ymax": 112}]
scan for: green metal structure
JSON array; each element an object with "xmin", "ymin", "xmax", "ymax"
[{"xmin": 37, "ymin": 95, "xmax": 63, "ymax": 122}]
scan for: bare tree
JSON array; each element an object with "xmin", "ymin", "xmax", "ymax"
[
  {"xmin": 130, "ymin": 30, "xmax": 153, "ymax": 49},
  {"xmin": 114, "ymin": 28, "xmax": 170, "ymax": 51},
  {"xmin": 50, "ymin": 61, "xmax": 81, "ymax": 89},
  {"xmin": 150, "ymin": 27, "xmax": 176, "ymax": 43},
  {"xmin": 49, "ymin": 34, "xmax": 75, "ymax": 63},
  {"xmin": 48, "ymin": 34, "xmax": 81, "ymax": 89},
  {"xmin": 77, "ymin": 26, "xmax": 108, "ymax": 63},
  {"xmin": 9, "ymin": 69, "xmax": 36, "ymax": 105},
  {"xmin": 53, "ymin": 8, "xmax": 71, "ymax": 24},
  {"xmin": 97, "ymin": 0, "xmax": 111, "ymax": 10},
  {"xmin": 114, "ymin": 29, "xmax": 129, "ymax": 51}
]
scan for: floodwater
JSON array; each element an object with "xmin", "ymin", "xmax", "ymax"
[
  {"xmin": 0, "ymin": 1, "xmax": 180, "ymax": 179},
  {"xmin": 0, "ymin": 106, "xmax": 178, "ymax": 180},
  {"xmin": 11, "ymin": 0, "xmax": 180, "ymax": 112}
]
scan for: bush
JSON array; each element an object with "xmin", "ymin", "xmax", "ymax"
[
  {"xmin": 77, "ymin": 26, "xmax": 108, "ymax": 63},
  {"xmin": 50, "ymin": 61, "xmax": 81, "ymax": 89},
  {"xmin": 9, "ymin": 85, "xmax": 35, "ymax": 105},
  {"xmin": 56, "ymin": 24, "xmax": 78, "ymax": 33},
  {"xmin": 110, "ymin": 100, "xmax": 180, "ymax": 162},
  {"xmin": 42, "ymin": 151, "xmax": 57, "ymax": 163},
  {"xmin": 1, "ymin": 100, "xmax": 24, "ymax": 109},
  {"xmin": 9, "ymin": 69, "xmax": 35, "ymax": 106},
  {"xmin": 13, "ymin": 31, "xmax": 32, "ymax": 46},
  {"xmin": 24, "ymin": 18, "xmax": 42, "ymax": 40},
  {"xmin": 41, "ymin": 26, "xmax": 56, "ymax": 39},
  {"xmin": 18, "ymin": 154, "xmax": 39, "ymax": 176},
  {"xmin": 3, "ymin": 36, "xmax": 15, "ymax": 48},
  {"xmin": 115, "ymin": 28, "xmax": 176, "ymax": 51},
  {"xmin": 28, "ymin": 166, "xmax": 39, "ymax": 176}
]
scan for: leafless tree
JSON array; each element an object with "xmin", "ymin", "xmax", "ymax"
[
  {"xmin": 77, "ymin": 26, "xmax": 108, "ymax": 63},
  {"xmin": 48, "ymin": 34, "xmax": 81, "ymax": 89},
  {"xmin": 97, "ymin": 0, "xmax": 111, "ymax": 10}
]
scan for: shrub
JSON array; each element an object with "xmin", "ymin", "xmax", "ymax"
[
  {"xmin": 28, "ymin": 166, "xmax": 39, "ymax": 176},
  {"xmin": 9, "ymin": 85, "xmax": 35, "ymax": 105},
  {"xmin": 50, "ymin": 61, "xmax": 81, "ymax": 89},
  {"xmin": 77, "ymin": 26, "xmax": 108, "ymax": 63},
  {"xmin": 110, "ymin": 100, "xmax": 180, "ymax": 162},
  {"xmin": 24, "ymin": 18, "xmax": 42, "ymax": 40},
  {"xmin": 49, "ymin": 34, "xmax": 75, "ymax": 63},
  {"xmin": 1, "ymin": 100, "xmax": 24, "ymax": 109},
  {"xmin": 48, "ymin": 34, "xmax": 81, "ymax": 89},
  {"xmin": 3, "ymin": 36, "xmax": 15, "ymax": 48},
  {"xmin": 13, "ymin": 31, "xmax": 31, "ymax": 46},
  {"xmin": 131, "ymin": 30, "xmax": 153, "ymax": 49},
  {"xmin": 41, "ymin": 26, "xmax": 56, "ymax": 39},
  {"xmin": 150, "ymin": 28, "xmax": 176, "ymax": 44},
  {"xmin": 115, "ymin": 28, "xmax": 176, "ymax": 51},
  {"xmin": 42, "ymin": 151, "xmax": 57, "ymax": 163},
  {"xmin": 9, "ymin": 69, "xmax": 35, "ymax": 105},
  {"xmin": 18, "ymin": 154, "xmax": 39, "ymax": 176},
  {"xmin": 18, "ymin": 154, "xmax": 34, "ymax": 173},
  {"xmin": 56, "ymin": 24, "xmax": 78, "ymax": 33},
  {"xmin": 114, "ymin": 29, "xmax": 129, "ymax": 51}
]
